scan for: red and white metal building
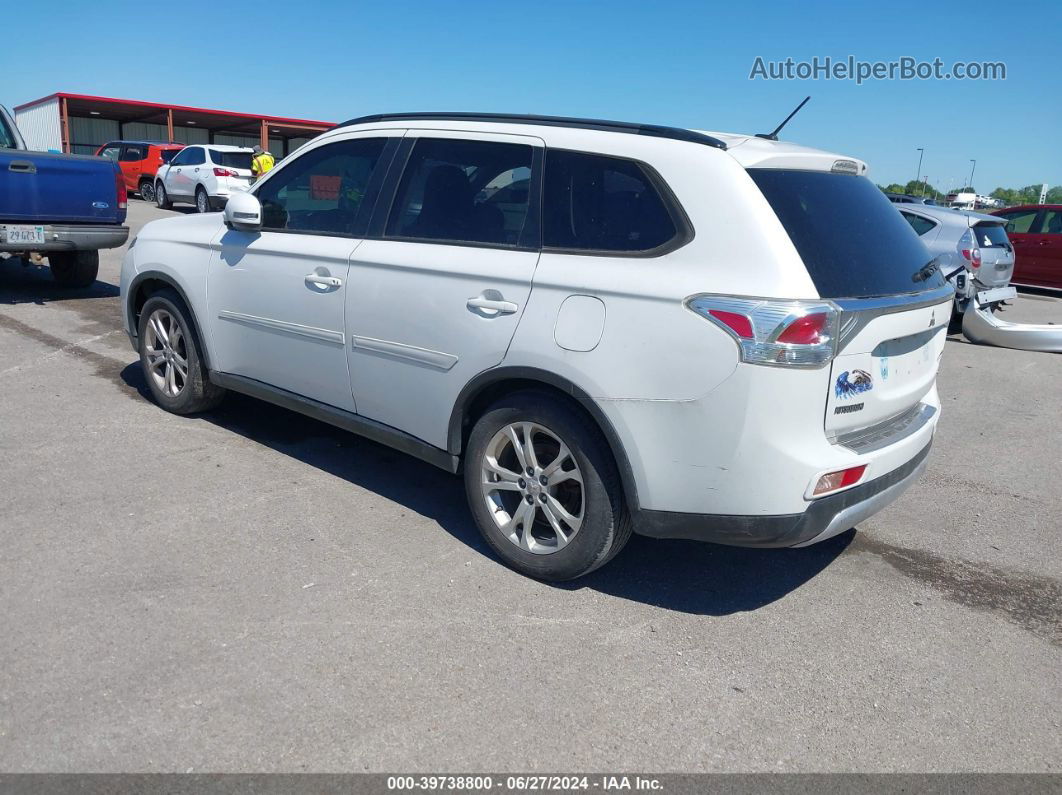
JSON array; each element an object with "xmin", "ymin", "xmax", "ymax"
[{"xmin": 14, "ymin": 92, "xmax": 335, "ymax": 157}]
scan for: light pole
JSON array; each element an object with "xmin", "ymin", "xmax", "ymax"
[
  {"xmin": 968, "ymin": 159, "xmax": 977, "ymax": 191},
  {"xmin": 915, "ymin": 148, "xmax": 924, "ymax": 184}
]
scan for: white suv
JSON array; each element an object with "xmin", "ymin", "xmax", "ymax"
[
  {"xmin": 154, "ymin": 144, "xmax": 254, "ymax": 214},
  {"xmin": 120, "ymin": 113, "xmax": 951, "ymax": 581}
]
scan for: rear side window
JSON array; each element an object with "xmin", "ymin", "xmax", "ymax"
[
  {"xmin": 543, "ymin": 150, "xmax": 680, "ymax": 253},
  {"xmin": 900, "ymin": 211, "xmax": 937, "ymax": 237},
  {"xmin": 973, "ymin": 223, "xmax": 1009, "ymax": 248},
  {"xmin": 1041, "ymin": 210, "xmax": 1062, "ymax": 235},
  {"xmin": 386, "ymin": 138, "xmax": 533, "ymax": 247},
  {"xmin": 256, "ymin": 138, "xmax": 387, "ymax": 236},
  {"xmin": 120, "ymin": 145, "xmax": 146, "ymax": 162},
  {"xmin": 160, "ymin": 149, "xmax": 180, "ymax": 163},
  {"xmin": 210, "ymin": 149, "xmax": 253, "ymax": 170},
  {"xmin": 749, "ymin": 169, "xmax": 945, "ymax": 298}
]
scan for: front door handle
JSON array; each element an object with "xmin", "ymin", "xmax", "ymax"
[
  {"xmin": 305, "ymin": 274, "xmax": 343, "ymax": 288},
  {"xmin": 467, "ymin": 296, "xmax": 518, "ymax": 315}
]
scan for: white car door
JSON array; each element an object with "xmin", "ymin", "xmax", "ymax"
[
  {"xmin": 206, "ymin": 132, "xmax": 402, "ymax": 411},
  {"xmin": 345, "ymin": 130, "xmax": 542, "ymax": 449},
  {"xmin": 165, "ymin": 146, "xmax": 196, "ymax": 197}
]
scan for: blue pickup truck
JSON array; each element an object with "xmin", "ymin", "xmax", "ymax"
[{"xmin": 1, "ymin": 104, "xmax": 129, "ymax": 287}]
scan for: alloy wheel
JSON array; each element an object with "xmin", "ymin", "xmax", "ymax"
[
  {"xmin": 480, "ymin": 422, "xmax": 584, "ymax": 554},
  {"xmin": 196, "ymin": 190, "xmax": 208, "ymax": 213},
  {"xmin": 143, "ymin": 308, "xmax": 188, "ymax": 397}
]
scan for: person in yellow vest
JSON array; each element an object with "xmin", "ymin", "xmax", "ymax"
[{"xmin": 251, "ymin": 145, "xmax": 275, "ymax": 183}]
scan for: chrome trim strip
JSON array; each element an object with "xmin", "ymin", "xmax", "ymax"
[
  {"xmin": 834, "ymin": 285, "xmax": 955, "ymax": 352},
  {"xmin": 831, "ymin": 402, "xmax": 936, "ymax": 452},
  {"xmin": 351, "ymin": 335, "xmax": 459, "ymax": 371},
  {"xmin": 217, "ymin": 310, "xmax": 345, "ymax": 345}
]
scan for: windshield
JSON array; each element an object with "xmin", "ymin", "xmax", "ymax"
[
  {"xmin": 210, "ymin": 150, "xmax": 253, "ymax": 170},
  {"xmin": 748, "ymin": 169, "xmax": 946, "ymax": 298},
  {"xmin": 974, "ymin": 222, "xmax": 1010, "ymax": 248}
]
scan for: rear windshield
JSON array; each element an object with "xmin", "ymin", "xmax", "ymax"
[
  {"xmin": 748, "ymin": 169, "xmax": 946, "ymax": 298},
  {"xmin": 160, "ymin": 149, "xmax": 180, "ymax": 163},
  {"xmin": 210, "ymin": 150, "xmax": 252, "ymax": 170},
  {"xmin": 973, "ymin": 222, "xmax": 1009, "ymax": 248}
]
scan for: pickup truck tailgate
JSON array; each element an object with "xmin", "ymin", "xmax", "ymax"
[{"xmin": 0, "ymin": 150, "xmax": 124, "ymax": 224}]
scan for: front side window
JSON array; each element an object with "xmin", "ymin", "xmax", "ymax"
[
  {"xmin": 168, "ymin": 148, "xmax": 190, "ymax": 166},
  {"xmin": 1040, "ymin": 210, "xmax": 1062, "ymax": 235},
  {"xmin": 996, "ymin": 209, "xmax": 1039, "ymax": 235},
  {"xmin": 255, "ymin": 137, "xmax": 387, "ymax": 236},
  {"xmin": 99, "ymin": 144, "xmax": 120, "ymax": 160},
  {"xmin": 386, "ymin": 138, "xmax": 533, "ymax": 247},
  {"xmin": 900, "ymin": 211, "xmax": 937, "ymax": 237},
  {"xmin": 183, "ymin": 147, "xmax": 205, "ymax": 166}
]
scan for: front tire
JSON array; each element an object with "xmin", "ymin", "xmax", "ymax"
[
  {"xmin": 156, "ymin": 182, "xmax": 172, "ymax": 210},
  {"xmin": 464, "ymin": 391, "xmax": 631, "ymax": 581},
  {"xmin": 49, "ymin": 250, "xmax": 99, "ymax": 287},
  {"xmin": 137, "ymin": 289, "xmax": 225, "ymax": 415},
  {"xmin": 195, "ymin": 187, "xmax": 210, "ymax": 214}
]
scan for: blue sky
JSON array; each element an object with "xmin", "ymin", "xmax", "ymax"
[{"xmin": 5, "ymin": 0, "xmax": 1059, "ymax": 192}]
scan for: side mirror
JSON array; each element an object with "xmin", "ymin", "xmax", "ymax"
[{"xmin": 224, "ymin": 191, "xmax": 262, "ymax": 232}]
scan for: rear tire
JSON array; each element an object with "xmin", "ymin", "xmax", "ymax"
[
  {"xmin": 137, "ymin": 288, "xmax": 225, "ymax": 415},
  {"xmin": 138, "ymin": 179, "xmax": 155, "ymax": 203},
  {"xmin": 49, "ymin": 250, "xmax": 99, "ymax": 288},
  {"xmin": 195, "ymin": 186, "xmax": 210, "ymax": 214},
  {"xmin": 156, "ymin": 182, "xmax": 172, "ymax": 210},
  {"xmin": 463, "ymin": 391, "xmax": 631, "ymax": 581}
]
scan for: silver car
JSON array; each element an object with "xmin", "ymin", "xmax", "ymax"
[{"xmin": 898, "ymin": 204, "xmax": 1014, "ymax": 314}]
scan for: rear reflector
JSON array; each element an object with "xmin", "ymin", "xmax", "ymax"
[{"xmin": 813, "ymin": 465, "xmax": 867, "ymax": 496}]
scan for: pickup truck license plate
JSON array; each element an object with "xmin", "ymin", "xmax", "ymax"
[{"xmin": 3, "ymin": 225, "xmax": 46, "ymax": 245}]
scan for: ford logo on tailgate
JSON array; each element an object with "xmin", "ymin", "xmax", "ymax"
[{"xmin": 92, "ymin": 201, "xmax": 110, "ymax": 209}]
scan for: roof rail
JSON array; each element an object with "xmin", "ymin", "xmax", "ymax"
[{"xmin": 337, "ymin": 112, "xmax": 727, "ymax": 150}]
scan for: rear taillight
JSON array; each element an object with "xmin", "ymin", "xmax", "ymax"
[
  {"xmin": 114, "ymin": 168, "xmax": 127, "ymax": 210},
  {"xmin": 213, "ymin": 167, "xmax": 239, "ymax": 177},
  {"xmin": 687, "ymin": 295, "xmax": 840, "ymax": 368},
  {"xmin": 958, "ymin": 230, "xmax": 981, "ymax": 269},
  {"xmin": 812, "ymin": 465, "xmax": 867, "ymax": 496}
]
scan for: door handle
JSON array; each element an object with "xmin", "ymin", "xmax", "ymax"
[
  {"xmin": 8, "ymin": 160, "xmax": 36, "ymax": 174},
  {"xmin": 305, "ymin": 274, "xmax": 343, "ymax": 288},
  {"xmin": 467, "ymin": 296, "xmax": 518, "ymax": 315}
]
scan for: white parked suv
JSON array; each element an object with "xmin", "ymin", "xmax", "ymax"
[
  {"xmin": 120, "ymin": 113, "xmax": 952, "ymax": 581},
  {"xmin": 154, "ymin": 144, "xmax": 254, "ymax": 214}
]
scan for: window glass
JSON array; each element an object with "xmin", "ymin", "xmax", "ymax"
[
  {"xmin": 973, "ymin": 223, "xmax": 1010, "ymax": 248},
  {"xmin": 255, "ymin": 137, "xmax": 387, "ymax": 235},
  {"xmin": 99, "ymin": 145, "xmax": 120, "ymax": 160},
  {"xmin": 900, "ymin": 211, "xmax": 937, "ymax": 237},
  {"xmin": 996, "ymin": 210, "xmax": 1039, "ymax": 235},
  {"xmin": 120, "ymin": 145, "xmax": 146, "ymax": 162},
  {"xmin": 387, "ymin": 138, "xmax": 533, "ymax": 246},
  {"xmin": 542, "ymin": 150, "xmax": 678, "ymax": 252},
  {"xmin": 168, "ymin": 148, "xmax": 190, "ymax": 166},
  {"xmin": 210, "ymin": 149, "xmax": 253, "ymax": 170},
  {"xmin": 160, "ymin": 149, "xmax": 180, "ymax": 163},
  {"xmin": 182, "ymin": 147, "xmax": 205, "ymax": 166},
  {"xmin": 749, "ymin": 169, "xmax": 945, "ymax": 298},
  {"xmin": 1040, "ymin": 210, "xmax": 1062, "ymax": 235},
  {"xmin": 0, "ymin": 115, "xmax": 16, "ymax": 150}
]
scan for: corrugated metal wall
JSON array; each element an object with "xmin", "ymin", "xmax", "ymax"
[
  {"xmin": 68, "ymin": 116, "xmax": 120, "ymax": 154},
  {"xmin": 173, "ymin": 127, "xmax": 209, "ymax": 145},
  {"xmin": 14, "ymin": 98, "xmax": 62, "ymax": 152},
  {"xmin": 212, "ymin": 133, "xmax": 284, "ymax": 153}
]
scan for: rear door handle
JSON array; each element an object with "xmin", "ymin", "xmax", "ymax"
[
  {"xmin": 8, "ymin": 160, "xmax": 36, "ymax": 174},
  {"xmin": 305, "ymin": 274, "xmax": 343, "ymax": 288},
  {"xmin": 467, "ymin": 296, "xmax": 518, "ymax": 315}
]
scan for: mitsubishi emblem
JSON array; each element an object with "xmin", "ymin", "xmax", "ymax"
[{"xmin": 929, "ymin": 310, "xmax": 936, "ymax": 328}]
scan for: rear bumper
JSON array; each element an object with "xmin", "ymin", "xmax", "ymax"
[
  {"xmin": 634, "ymin": 441, "xmax": 932, "ymax": 548},
  {"xmin": 0, "ymin": 224, "xmax": 129, "ymax": 252}
]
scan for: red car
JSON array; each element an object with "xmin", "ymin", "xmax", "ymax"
[
  {"xmin": 95, "ymin": 140, "xmax": 184, "ymax": 203},
  {"xmin": 991, "ymin": 204, "xmax": 1062, "ymax": 290}
]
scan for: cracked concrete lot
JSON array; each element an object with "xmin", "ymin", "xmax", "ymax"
[{"xmin": 1, "ymin": 202, "xmax": 1060, "ymax": 772}]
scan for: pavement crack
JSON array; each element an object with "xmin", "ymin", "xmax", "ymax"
[{"xmin": 850, "ymin": 534, "xmax": 1062, "ymax": 645}]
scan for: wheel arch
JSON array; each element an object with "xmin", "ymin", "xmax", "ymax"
[
  {"xmin": 127, "ymin": 270, "xmax": 213, "ymax": 370},
  {"xmin": 448, "ymin": 367, "xmax": 640, "ymax": 512}
]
